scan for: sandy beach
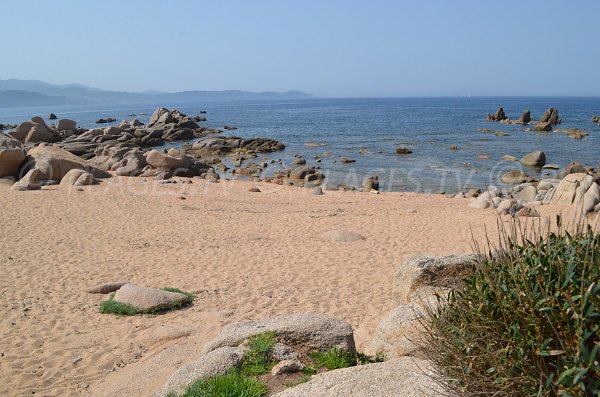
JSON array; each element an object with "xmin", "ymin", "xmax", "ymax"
[{"xmin": 0, "ymin": 176, "xmax": 582, "ymax": 397}]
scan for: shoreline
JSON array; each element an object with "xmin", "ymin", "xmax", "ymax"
[{"xmin": 0, "ymin": 176, "xmax": 586, "ymax": 397}]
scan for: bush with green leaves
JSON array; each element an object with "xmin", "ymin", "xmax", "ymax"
[{"xmin": 420, "ymin": 220, "xmax": 599, "ymax": 396}]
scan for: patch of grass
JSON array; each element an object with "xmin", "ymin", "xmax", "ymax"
[
  {"xmin": 99, "ymin": 287, "xmax": 194, "ymax": 316},
  {"xmin": 172, "ymin": 370, "xmax": 267, "ymax": 397},
  {"xmin": 162, "ymin": 287, "xmax": 195, "ymax": 300},
  {"xmin": 301, "ymin": 366, "xmax": 317, "ymax": 375},
  {"xmin": 241, "ymin": 331, "xmax": 277, "ymax": 376},
  {"xmin": 311, "ymin": 348, "xmax": 357, "ymax": 370},
  {"xmin": 356, "ymin": 351, "xmax": 385, "ymax": 364},
  {"xmin": 420, "ymin": 219, "xmax": 600, "ymax": 396},
  {"xmin": 99, "ymin": 298, "xmax": 138, "ymax": 316}
]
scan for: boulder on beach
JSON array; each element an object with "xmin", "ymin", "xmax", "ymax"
[
  {"xmin": 86, "ymin": 282, "xmax": 129, "ymax": 294},
  {"xmin": 392, "ymin": 254, "xmax": 476, "ymax": 305},
  {"xmin": 59, "ymin": 169, "xmax": 98, "ymax": 186},
  {"xmin": 0, "ymin": 133, "xmax": 26, "ymax": 178},
  {"xmin": 201, "ymin": 313, "xmax": 356, "ymax": 355},
  {"xmin": 370, "ymin": 304, "xmax": 424, "ymax": 359},
  {"xmin": 159, "ymin": 346, "xmax": 244, "ymax": 397},
  {"xmin": 556, "ymin": 161, "xmax": 588, "ymax": 179},
  {"xmin": 289, "ymin": 165, "xmax": 318, "ymax": 180},
  {"xmin": 146, "ymin": 149, "xmax": 184, "ymax": 170},
  {"xmin": 56, "ymin": 119, "xmax": 77, "ymax": 132},
  {"xmin": 21, "ymin": 144, "xmax": 111, "ymax": 181},
  {"xmin": 12, "ymin": 168, "xmax": 42, "ymax": 191},
  {"xmin": 112, "ymin": 284, "xmax": 192, "ymax": 312},
  {"xmin": 520, "ymin": 151, "xmax": 546, "ymax": 167}
]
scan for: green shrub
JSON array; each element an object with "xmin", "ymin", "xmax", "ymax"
[
  {"xmin": 241, "ymin": 332, "xmax": 277, "ymax": 376},
  {"xmin": 311, "ymin": 348, "xmax": 357, "ymax": 370},
  {"xmin": 172, "ymin": 370, "xmax": 267, "ymax": 397},
  {"xmin": 162, "ymin": 287, "xmax": 195, "ymax": 300},
  {"xmin": 420, "ymin": 220, "xmax": 599, "ymax": 396}
]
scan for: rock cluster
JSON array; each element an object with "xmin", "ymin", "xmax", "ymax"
[
  {"xmin": 159, "ymin": 313, "xmax": 356, "ymax": 397},
  {"xmin": 486, "ymin": 107, "xmax": 507, "ymax": 121}
]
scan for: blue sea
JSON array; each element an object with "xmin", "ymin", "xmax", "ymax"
[{"xmin": 1, "ymin": 97, "xmax": 599, "ymax": 193}]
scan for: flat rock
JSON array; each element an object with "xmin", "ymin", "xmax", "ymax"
[
  {"xmin": 201, "ymin": 313, "xmax": 355, "ymax": 355},
  {"xmin": 321, "ymin": 230, "xmax": 366, "ymax": 242},
  {"xmin": 86, "ymin": 282, "xmax": 128, "ymax": 294},
  {"xmin": 393, "ymin": 254, "xmax": 476, "ymax": 305},
  {"xmin": 112, "ymin": 284, "xmax": 191, "ymax": 312},
  {"xmin": 24, "ymin": 144, "xmax": 111, "ymax": 181},
  {"xmin": 273, "ymin": 357, "xmax": 443, "ymax": 397},
  {"xmin": 501, "ymin": 170, "xmax": 532, "ymax": 185}
]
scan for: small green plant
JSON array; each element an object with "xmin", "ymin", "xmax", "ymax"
[
  {"xmin": 241, "ymin": 331, "xmax": 277, "ymax": 376},
  {"xmin": 356, "ymin": 351, "xmax": 385, "ymax": 364},
  {"xmin": 171, "ymin": 370, "xmax": 267, "ymax": 397},
  {"xmin": 162, "ymin": 287, "xmax": 195, "ymax": 300},
  {"xmin": 311, "ymin": 348, "xmax": 357, "ymax": 370},
  {"xmin": 420, "ymin": 219, "xmax": 600, "ymax": 396}
]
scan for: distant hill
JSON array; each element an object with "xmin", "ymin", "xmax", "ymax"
[{"xmin": 0, "ymin": 79, "xmax": 314, "ymax": 107}]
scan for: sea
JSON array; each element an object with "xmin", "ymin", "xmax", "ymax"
[{"xmin": 1, "ymin": 97, "xmax": 599, "ymax": 193}]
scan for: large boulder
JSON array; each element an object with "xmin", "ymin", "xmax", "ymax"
[
  {"xmin": 201, "ymin": 313, "xmax": 356, "ymax": 355},
  {"xmin": 12, "ymin": 168, "xmax": 42, "ymax": 191},
  {"xmin": 533, "ymin": 122, "xmax": 553, "ymax": 132},
  {"xmin": 393, "ymin": 254, "xmax": 476, "ymax": 305},
  {"xmin": 21, "ymin": 144, "xmax": 111, "ymax": 181},
  {"xmin": 25, "ymin": 125, "xmax": 55, "ymax": 144},
  {"xmin": 114, "ymin": 149, "xmax": 148, "ymax": 176},
  {"xmin": 0, "ymin": 133, "xmax": 26, "ymax": 177},
  {"xmin": 56, "ymin": 119, "xmax": 77, "ymax": 132},
  {"xmin": 273, "ymin": 357, "xmax": 443, "ymax": 397},
  {"xmin": 518, "ymin": 110, "xmax": 531, "ymax": 123},
  {"xmin": 540, "ymin": 107, "xmax": 561, "ymax": 125},
  {"xmin": 556, "ymin": 161, "xmax": 588, "ymax": 179},
  {"xmin": 10, "ymin": 117, "xmax": 57, "ymax": 143},
  {"xmin": 59, "ymin": 169, "xmax": 97, "ymax": 186},
  {"xmin": 370, "ymin": 304, "xmax": 424, "ymax": 359},
  {"xmin": 158, "ymin": 347, "xmax": 244, "ymax": 397},
  {"xmin": 112, "ymin": 284, "xmax": 192, "ymax": 312},
  {"xmin": 362, "ymin": 175, "xmax": 379, "ymax": 191},
  {"xmin": 145, "ymin": 149, "xmax": 183, "ymax": 170},
  {"xmin": 545, "ymin": 173, "xmax": 595, "ymax": 211},
  {"xmin": 520, "ymin": 151, "xmax": 546, "ymax": 167}
]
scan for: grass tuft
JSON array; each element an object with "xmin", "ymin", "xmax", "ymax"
[
  {"xmin": 419, "ymin": 218, "xmax": 600, "ymax": 396},
  {"xmin": 311, "ymin": 348, "xmax": 357, "ymax": 370},
  {"xmin": 171, "ymin": 370, "xmax": 267, "ymax": 397},
  {"xmin": 241, "ymin": 331, "xmax": 277, "ymax": 376},
  {"xmin": 99, "ymin": 299, "xmax": 138, "ymax": 316},
  {"xmin": 162, "ymin": 287, "xmax": 195, "ymax": 300}
]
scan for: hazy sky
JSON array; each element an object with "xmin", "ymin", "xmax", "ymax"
[{"xmin": 2, "ymin": 0, "xmax": 599, "ymax": 97}]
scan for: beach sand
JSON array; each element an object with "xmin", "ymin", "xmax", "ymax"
[{"xmin": 0, "ymin": 177, "xmax": 580, "ymax": 397}]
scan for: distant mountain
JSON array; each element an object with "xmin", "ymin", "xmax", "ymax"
[{"xmin": 0, "ymin": 79, "xmax": 314, "ymax": 108}]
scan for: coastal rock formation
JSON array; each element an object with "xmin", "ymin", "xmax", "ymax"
[
  {"xmin": 56, "ymin": 119, "xmax": 77, "ymax": 133},
  {"xmin": 486, "ymin": 107, "xmax": 507, "ymax": 121},
  {"xmin": 392, "ymin": 254, "xmax": 476, "ymax": 305},
  {"xmin": 12, "ymin": 168, "xmax": 42, "ymax": 191},
  {"xmin": 187, "ymin": 136, "xmax": 284, "ymax": 156},
  {"xmin": 59, "ymin": 169, "xmax": 98, "ymax": 186},
  {"xmin": 592, "ymin": 115, "xmax": 600, "ymax": 123},
  {"xmin": 48, "ymin": 113, "xmax": 57, "ymax": 120},
  {"xmin": 289, "ymin": 165, "xmax": 321, "ymax": 181},
  {"xmin": 518, "ymin": 109, "xmax": 531, "ymax": 123},
  {"xmin": 520, "ymin": 150, "xmax": 546, "ymax": 167},
  {"xmin": 543, "ymin": 173, "xmax": 599, "ymax": 213},
  {"xmin": 0, "ymin": 133, "xmax": 26, "ymax": 178},
  {"xmin": 557, "ymin": 161, "xmax": 588, "ymax": 179},
  {"xmin": 20, "ymin": 144, "xmax": 111, "ymax": 182},
  {"xmin": 96, "ymin": 117, "xmax": 117, "ymax": 124},
  {"xmin": 273, "ymin": 357, "xmax": 443, "ymax": 397},
  {"xmin": 112, "ymin": 284, "xmax": 192, "ymax": 312},
  {"xmin": 201, "ymin": 313, "xmax": 356, "ymax": 355},
  {"xmin": 533, "ymin": 121, "xmax": 553, "ymax": 132},
  {"xmin": 540, "ymin": 107, "xmax": 561, "ymax": 125}
]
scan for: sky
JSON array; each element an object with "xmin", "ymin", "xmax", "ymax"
[{"xmin": 2, "ymin": 0, "xmax": 600, "ymax": 97}]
